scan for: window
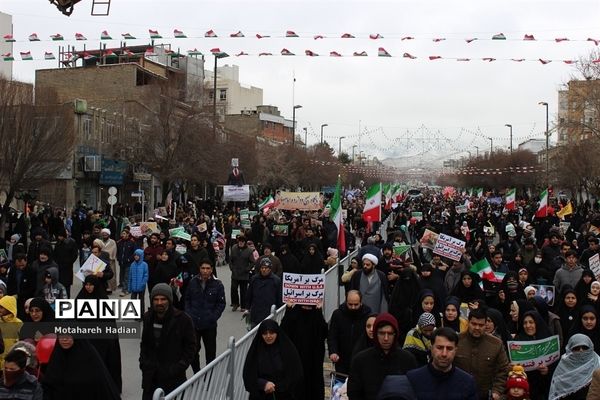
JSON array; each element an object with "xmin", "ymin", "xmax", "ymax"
[
  {"xmin": 82, "ymin": 115, "xmax": 92, "ymax": 140},
  {"xmin": 105, "ymin": 121, "xmax": 114, "ymax": 143},
  {"xmin": 219, "ymin": 89, "xmax": 227, "ymax": 101}
]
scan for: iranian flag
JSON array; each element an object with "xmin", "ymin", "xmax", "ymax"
[
  {"xmin": 330, "ymin": 176, "xmax": 346, "ymax": 254},
  {"xmin": 258, "ymin": 195, "xmax": 275, "ymax": 210},
  {"xmin": 505, "ymin": 188, "xmax": 516, "ymax": 210},
  {"xmin": 535, "ymin": 188, "xmax": 549, "ymax": 218},
  {"xmin": 383, "ymin": 183, "xmax": 393, "ymax": 210},
  {"xmin": 470, "ymin": 258, "xmax": 505, "ymax": 283},
  {"xmin": 363, "ymin": 183, "xmax": 382, "ymax": 223},
  {"xmin": 20, "ymin": 51, "xmax": 32, "ymax": 61},
  {"xmin": 477, "ymin": 188, "xmax": 484, "ymax": 198}
]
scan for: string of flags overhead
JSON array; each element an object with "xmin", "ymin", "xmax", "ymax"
[
  {"xmin": 2, "ymin": 29, "xmax": 600, "ymax": 44},
  {"xmin": 2, "ymin": 46, "xmax": 597, "ymax": 64}
]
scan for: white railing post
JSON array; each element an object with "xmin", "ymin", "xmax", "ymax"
[
  {"xmin": 152, "ymin": 388, "xmax": 165, "ymax": 400},
  {"xmin": 226, "ymin": 336, "xmax": 236, "ymax": 400}
]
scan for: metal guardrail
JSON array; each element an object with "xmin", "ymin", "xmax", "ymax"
[{"xmin": 153, "ymin": 212, "xmax": 395, "ymax": 400}]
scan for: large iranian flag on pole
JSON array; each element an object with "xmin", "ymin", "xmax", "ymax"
[
  {"xmin": 330, "ymin": 175, "xmax": 346, "ymax": 254},
  {"xmin": 363, "ymin": 183, "xmax": 382, "ymax": 222},
  {"xmin": 505, "ymin": 188, "xmax": 516, "ymax": 210},
  {"xmin": 383, "ymin": 183, "xmax": 393, "ymax": 210},
  {"xmin": 535, "ymin": 188, "xmax": 549, "ymax": 218}
]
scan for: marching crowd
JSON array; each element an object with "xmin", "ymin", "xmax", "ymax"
[{"xmin": 0, "ymin": 188, "xmax": 600, "ymax": 400}]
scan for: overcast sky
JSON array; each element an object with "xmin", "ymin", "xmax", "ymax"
[{"xmin": 1, "ymin": 0, "xmax": 598, "ymax": 163}]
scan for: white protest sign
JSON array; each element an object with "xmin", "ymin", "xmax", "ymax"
[
  {"xmin": 223, "ymin": 185, "xmax": 250, "ymax": 202},
  {"xmin": 76, "ymin": 254, "xmax": 107, "ymax": 282},
  {"xmin": 282, "ymin": 272, "xmax": 325, "ymax": 305},
  {"xmin": 130, "ymin": 226, "xmax": 142, "ymax": 238},
  {"xmin": 433, "ymin": 233, "xmax": 465, "ymax": 262},
  {"xmin": 590, "ymin": 253, "xmax": 600, "ymax": 280},
  {"xmin": 455, "ymin": 205, "xmax": 468, "ymax": 214}
]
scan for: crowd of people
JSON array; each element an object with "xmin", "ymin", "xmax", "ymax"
[{"xmin": 1, "ymin": 187, "xmax": 600, "ymax": 399}]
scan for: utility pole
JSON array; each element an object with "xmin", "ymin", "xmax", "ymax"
[
  {"xmin": 320, "ymin": 124, "xmax": 328, "ymax": 144},
  {"xmin": 505, "ymin": 124, "xmax": 513, "ymax": 154},
  {"xmin": 539, "ymin": 102, "xmax": 549, "ymax": 186},
  {"xmin": 474, "ymin": 146, "xmax": 479, "ymax": 158},
  {"xmin": 338, "ymin": 136, "xmax": 345, "ymax": 156}
]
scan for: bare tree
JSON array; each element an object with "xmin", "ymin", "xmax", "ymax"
[{"xmin": 0, "ymin": 78, "xmax": 75, "ymax": 238}]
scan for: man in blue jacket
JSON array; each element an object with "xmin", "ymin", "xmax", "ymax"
[
  {"xmin": 406, "ymin": 327, "xmax": 477, "ymax": 400},
  {"xmin": 184, "ymin": 260, "xmax": 226, "ymax": 373}
]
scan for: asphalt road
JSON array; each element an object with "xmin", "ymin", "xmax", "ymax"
[{"xmin": 70, "ymin": 261, "xmax": 248, "ymax": 400}]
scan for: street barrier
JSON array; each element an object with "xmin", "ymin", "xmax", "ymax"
[{"xmin": 153, "ymin": 212, "xmax": 395, "ymax": 400}]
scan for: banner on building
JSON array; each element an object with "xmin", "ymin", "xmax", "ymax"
[
  {"xmin": 433, "ymin": 233, "xmax": 466, "ymax": 261},
  {"xmin": 275, "ymin": 192, "xmax": 323, "ymax": 211},
  {"xmin": 223, "ymin": 185, "xmax": 250, "ymax": 202},
  {"xmin": 282, "ymin": 272, "xmax": 325, "ymax": 305},
  {"xmin": 507, "ymin": 335, "xmax": 560, "ymax": 372}
]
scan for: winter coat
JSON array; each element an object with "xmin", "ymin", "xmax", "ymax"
[
  {"xmin": 327, "ymin": 303, "xmax": 371, "ymax": 374},
  {"xmin": 406, "ymin": 364, "xmax": 478, "ymax": 400},
  {"xmin": 6, "ymin": 264, "xmax": 37, "ymax": 319},
  {"xmin": 116, "ymin": 238, "xmax": 136, "ymax": 270},
  {"xmin": 53, "ymin": 237, "xmax": 78, "ymax": 287},
  {"xmin": 348, "ymin": 345, "xmax": 418, "ymax": 400},
  {"xmin": 0, "ymin": 295, "xmax": 23, "ymax": 368},
  {"xmin": 230, "ymin": 245, "xmax": 255, "ymax": 281},
  {"xmin": 37, "ymin": 267, "xmax": 68, "ymax": 306},
  {"xmin": 139, "ymin": 306, "xmax": 196, "ymax": 394},
  {"xmin": 128, "ymin": 249, "xmax": 149, "ymax": 293},
  {"xmin": 246, "ymin": 273, "xmax": 282, "ymax": 325},
  {"xmin": 31, "ymin": 259, "xmax": 59, "ymax": 296},
  {"xmin": 0, "ymin": 371, "xmax": 43, "ymax": 400},
  {"xmin": 453, "ymin": 332, "xmax": 510, "ymax": 399},
  {"xmin": 184, "ymin": 275, "xmax": 226, "ymax": 330},
  {"xmin": 553, "ymin": 263, "xmax": 584, "ymax": 293}
]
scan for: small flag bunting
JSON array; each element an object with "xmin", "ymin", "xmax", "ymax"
[
  {"xmin": 465, "ymin": 38, "xmax": 478, "ymax": 43},
  {"xmin": 305, "ymin": 50, "xmax": 318, "ymax": 56},
  {"xmin": 588, "ymin": 38, "xmax": 600, "ymax": 46},
  {"xmin": 205, "ymin": 30, "xmax": 217, "ymax": 38},
  {"xmin": 2, "ymin": 53, "xmax": 14, "ymax": 61},
  {"xmin": 286, "ymin": 30, "xmax": 298, "ymax": 37},
  {"xmin": 258, "ymin": 52, "xmax": 272, "ymax": 56},
  {"xmin": 187, "ymin": 48, "xmax": 202, "ymax": 56},
  {"xmin": 256, "ymin": 34, "xmax": 270, "ymax": 39},
  {"xmin": 28, "ymin": 33, "xmax": 40, "ymax": 41},
  {"xmin": 173, "ymin": 29, "xmax": 186, "ymax": 38},
  {"xmin": 555, "ymin": 38, "xmax": 569, "ymax": 42},
  {"xmin": 50, "ymin": 33, "xmax": 64, "ymax": 41},
  {"xmin": 100, "ymin": 30, "xmax": 112, "ymax": 40},
  {"xmin": 122, "ymin": 33, "xmax": 136, "ymax": 39},
  {"xmin": 429, "ymin": 55, "xmax": 442, "ymax": 60},
  {"xmin": 353, "ymin": 51, "xmax": 368, "ymax": 56},
  {"xmin": 236, "ymin": 51, "xmax": 248, "ymax": 56},
  {"xmin": 75, "ymin": 33, "xmax": 87, "ymax": 41},
  {"xmin": 369, "ymin": 33, "xmax": 383, "ymax": 39},
  {"xmin": 314, "ymin": 35, "xmax": 324, "ymax": 40},
  {"xmin": 3, "ymin": 34, "xmax": 15, "ymax": 42},
  {"xmin": 403, "ymin": 53, "xmax": 417, "ymax": 59},
  {"xmin": 149, "ymin": 29, "xmax": 162, "ymax": 39},
  {"xmin": 378, "ymin": 47, "xmax": 391, "ymax": 57},
  {"xmin": 401, "ymin": 36, "xmax": 414, "ymax": 40},
  {"xmin": 44, "ymin": 51, "xmax": 55, "ymax": 60},
  {"xmin": 230, "ymin": 31, "xmax": 245, "ymax": 38},
  {"xmin": 20, "ymin": 51, "xmax": 32, "ymax": 60},
  {"xmin": 103, "ymin": 50, "xmax": 117, "ymax": 58},
  {"xmin": 523, "ymin": 34, "xmax": 535, "ymax": 41},
  {"xmin": 492, "ymin": 33, "xmax": 506, "ymax": 40},
  {"xmin": 330, "ymin": 51, "xmax": 342, "ymax": 57},
  {"xmin": 281, "ymin": 48, "xmax": 294, "ymax": 56},
  {"xmin": 341, "ymin": 33, "xmax": 355, "ymax": 38}
]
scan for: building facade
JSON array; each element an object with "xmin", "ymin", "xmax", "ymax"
[
  {"xmin": 204, "ymin": 64, "xmax": 263, "ymax": 121},
  {"xmin": 0, "ymin": 12, "xmax": 13, "ymax": 79},
  {"xmin": 225, "ymin": 105, "xmax": 293, "ymax": 144},
  {"xmin": 557, "ymin": 79, "xmax": 600, "ymax": 144}
]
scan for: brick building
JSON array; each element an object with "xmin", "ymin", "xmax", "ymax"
[
  {"xmin": 557, "ymin": 79, "xmax": 600, "ymax": 144},
  {"xmin": 225, "ymin": 105, "xmax": 294, "ymax": 144}
]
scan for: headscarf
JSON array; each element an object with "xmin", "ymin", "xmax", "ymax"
[
  {"xmin": 516, "ymin": 310, "xmax": 552, "ymax": 340},
  {"xmin": 242, "ymin": 319, "xmax": 303, "ymax": 398},
  {"xmin": 486, "ymin": 307, "xmax": 511, "ymax": 345},
  {"xmin": 575, "ymin": 270, "xmax": 595, "ymax": 304},
  {"xmin": 442, "ymin": 296, "xmax": 461, "ymax": 333},
  {"xmin": 549, "ymin": 334, "xmax": 600, "ymax": 400},
  {"xmin": 76, "ymin": 275, "xmax": 107, "ymax": 300},
  {"xmin": 557, "ymin": 286, "xmax": 578, "ymax": 339},
  {"xmin": 451, "ymin": 271, "xmax": 484, "ymax": 304},
  {"xmin": 569, "ymin": 305, "xmax": 600, "ymax": 355}
]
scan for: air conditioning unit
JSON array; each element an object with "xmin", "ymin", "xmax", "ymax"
[
  {"xmin": 83, "ymin": 155, "xmax": 101, "ymax": 172},
  {"xmin": 74, "ymin": 98, "xmax": 87, "ymax": 114}
]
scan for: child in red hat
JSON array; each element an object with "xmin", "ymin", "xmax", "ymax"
[{"xmin": 505, "ymin": 365, "xmax": 530, "ymax": 400}]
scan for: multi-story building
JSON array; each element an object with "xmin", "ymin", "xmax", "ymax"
[
  {"xmin": 34, "ymin": 44, "xmax": 205, "ymax": 209},
  {"xmin": 557, "ymin": 79, "xmax": 600, "ymax": 143},
  {"xmin": 204, "ymin": 64, "xmax": 263, "ymax": 121},
  {"xmin": 225, "ymin": 105, "xmax": 293, "ymax": 144},
  {"xmin": 0, "ymin": 12, "xmax": 13, "ymax": 79}
]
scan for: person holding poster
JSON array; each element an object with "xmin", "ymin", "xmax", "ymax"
[{"xmin": 514, "ymin": 310, "xmax": 554, "ymax": 399}]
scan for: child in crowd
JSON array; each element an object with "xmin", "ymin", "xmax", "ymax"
[
  {"xmin": 505, "ymin": 365, "xmax": 530, "ymax": 400},
  {"xmin": 128, "ymin": 249, "xmax": 148, "ymax": 312}
]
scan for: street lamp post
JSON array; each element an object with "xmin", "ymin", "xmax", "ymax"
[
  {"xmin": 320, "ymin": 123, "xmax": 328, "ymax": 145},
  {"xmin": 505, "ymin": 124, "xmax": 513, "ymax": 154},
  {"xmin": 212, "ymin": 51, "xmax": 229, "ymax": 138},
  {"xmin": 338, "ymin": 136, "xmax": 346, "ymax": 156},
  {"xmin": 359, "ymin": 151, "xmax": 365, "ymax": 165},
  {"xmin": 303, "ymin": 127, "xmax": 307, "ymax": 148},
  {"xmin": 292, "ymin": 105, "xmax": 302, "ymax": 146},
  {"xmin": 474, "ymin": 146, "xmax": 479, "ymax": 158},
  {"xmin": 488, "ymin": 137, "xmax": 493, "ymax": 157},
  {"xmin": 539, "ymin": 102, "xmax": 549, "ymax": 186},
  {"xmin": 352, "ymin": 145, "xmax": 357, "ymax": 162}
]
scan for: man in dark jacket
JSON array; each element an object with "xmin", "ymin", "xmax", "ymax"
[
  {"xmin": 140, "ymin": 283, "xmax": 196, "ymax": 400},
  {"xmin": 27, "ymin": 228, "xmax": 50, "ymax": 264},
  {"xmin": 245, "ymin": 258, "xmax": 282, "ymax": 328},
  {"xmin": 53, "ymin": 229, "xmax": 78, "ymax": 297},
  {"xmin": 6, "ymin": 253, "xmax": 36, "ymax": 320},
  {"xmin": 229, "ymin": 235, "xmax": 254, "ymax": 312},
  {"xmin": 406, "ymin": 327, "xmax": 478, "ymax": 400},
  {"xmin": 184, "ymin": 260, "xmax": 225, "ymax": 373},
  {"xmin": 327, "ymin": 290, "xmax": 371, "ymax": 374},
  {"xmin": 348, "ymin": 313, "xmax": 418, "ymax": 400},
  {"xmin": 116, "ymin": 229, "xmax": 137, "ymax": 296}
]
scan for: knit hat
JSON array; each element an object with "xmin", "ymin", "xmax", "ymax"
[
  {"xmin": 506, "ymin": 365, "xmax": 529, "ymax": 392},
  {"xmin": 101, "ymin": 228, "xmax": 111, "ymax": 236},
  {"xmin": 151, "ymin": 283, "xmax": 173, "ymax": 304},
  {"xmin": 362, "ymin": 253, "xmax": 379, "ymax": 266},
  {"xmin": 418, "ymin": 312, "xmax": 436, "ymax": 328}
]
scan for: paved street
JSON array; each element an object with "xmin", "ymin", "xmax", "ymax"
[{"xmin": 70, "ymin": 261, "xmax": 247, "ymax": 400}]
